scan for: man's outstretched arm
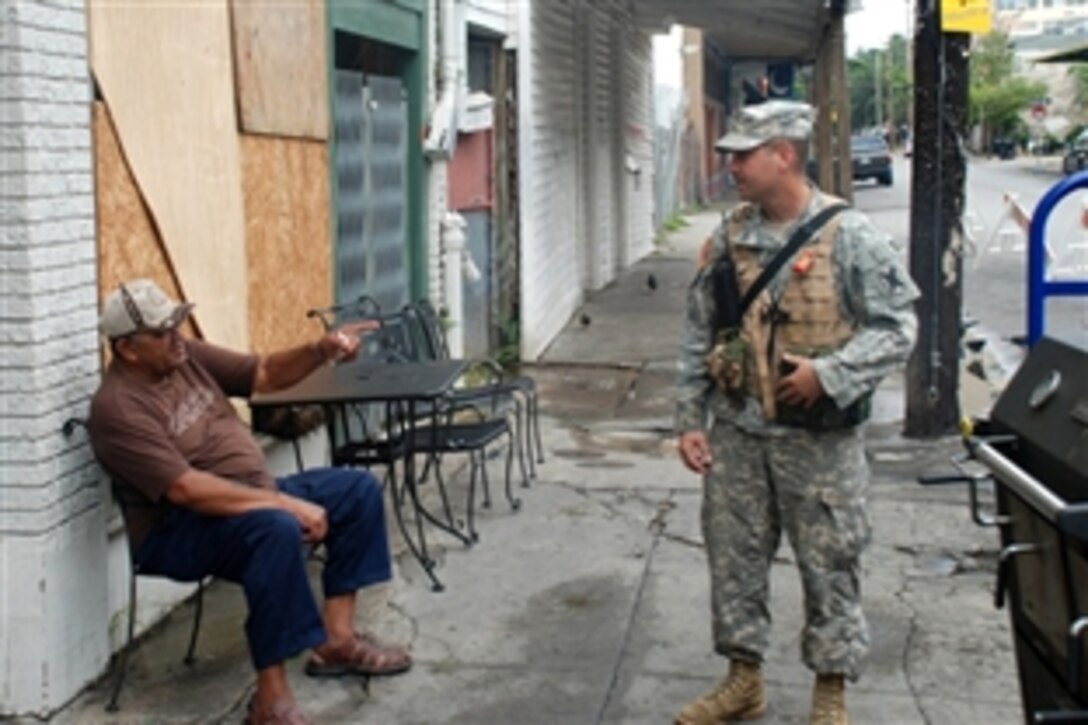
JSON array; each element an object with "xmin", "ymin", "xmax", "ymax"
[{"xmin": 252, "ymin": 320, "xmax": 379, "ymax": 393}]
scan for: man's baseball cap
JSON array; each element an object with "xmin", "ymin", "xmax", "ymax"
[
  {"xmin": 715, "ymin": 100, "xmax": 816, "ymax": 153},
  {"xmin": 99, "ymin": 279, "xmax": 193, "ymax": 339}
]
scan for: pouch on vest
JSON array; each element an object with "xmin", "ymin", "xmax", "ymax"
[
  {"xmin": 706, "ymin": 219, "xmax": 748, "ymax": 398},
  {"xmin": 706, "ymin": 329, "xmax": 749, "ymax": 399},
  {"xmin": 710, "ymin": 248, "xmax": 743, "ymax": 331}
]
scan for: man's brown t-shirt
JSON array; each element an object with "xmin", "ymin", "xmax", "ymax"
[{"xmin": 89, "ymin": 339, "xmax": 276, "ymax": 550}]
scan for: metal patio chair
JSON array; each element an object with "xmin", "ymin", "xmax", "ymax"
[
  {"xmin": 309, "ymin": 300, "xmax": 525, "ymax": 544},
  {"xmin": 411, "ymin": 299, "xmax": 543, "ymax": 479},
  {"xmin": 62, "ymin": 418, "xmax": 204, "ymax": 713}
]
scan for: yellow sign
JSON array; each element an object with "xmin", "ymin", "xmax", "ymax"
[{"xmin": 942, "ymin": 0, "xmax": 992, "ymax": 35}]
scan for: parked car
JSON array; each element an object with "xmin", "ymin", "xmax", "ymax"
[
  {"xmin": 1063, "ymin": 130, "xmax": 1088, "ymax": 175},
  {"xmin": 850, "ymin": 135, "xmax": 893, "ymax": 186},
  {"xmin": 991, "ymin": 137, "xmax": 1017, "ymax": 160}
]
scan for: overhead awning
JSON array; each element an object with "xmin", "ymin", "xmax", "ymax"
[
  {"xmin": 1034, "ymin": 41, "xmax": 1088, "ymax": 64},
  {"xmin": 634, "ymin": 0, "xmax": 849, "ymax": 62}
]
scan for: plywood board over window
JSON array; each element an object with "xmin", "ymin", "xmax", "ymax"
[
  {"xmin": 241, "ymin": 135, "xmax": 332, "ymax": 353},
  {"xmin": 92, "ymin": 102, "xmax": 197, "ymax": 342},
  {"xmin": 88, "ymin": 0, "xmax": 249, "ymax": 351},
  {"xmin": 230, "ymin": 0, "xmax": 330, "ymax": 140}
]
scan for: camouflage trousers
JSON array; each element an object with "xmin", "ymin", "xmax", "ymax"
[{"xmin": 702, "ymin": 422, "xmax": 872, "ymax": 680}]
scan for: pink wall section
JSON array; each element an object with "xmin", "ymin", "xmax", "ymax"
[{"xmin": 447, "ymin": 130, "xmax": 493, "ymax": 211}]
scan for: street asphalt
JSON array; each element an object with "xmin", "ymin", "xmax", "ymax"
[{"xmin": 47, "ymin": 210, "xmax": 1025, "ymax": 724}]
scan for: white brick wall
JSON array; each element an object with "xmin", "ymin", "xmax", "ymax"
[{"xmin": 0, "ymin": 0, "xmax": 109, "ymax": 716}]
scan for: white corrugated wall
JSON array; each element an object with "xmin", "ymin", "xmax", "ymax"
[
  {"xmin": 619, "ymin": 14, "xmax": 655, "ymax": 265},
  {"xmin": 518, "ymin": 0, "xmax": 655, "ymax": 360},
  {"xmin": 588, "ymin": 2, "xmax": 617, "ymax": 288},
  {"xmin": 518, "ymin": 0, "xmax": 580, "ymax": 359},
  {"xmin": 573, "ymin": 3, "xmax": 593, "ymax": 292}
]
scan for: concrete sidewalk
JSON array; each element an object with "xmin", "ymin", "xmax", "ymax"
[{"xmin": 49, "ymin": 211, "xmax": 1021, "ymax": 724}]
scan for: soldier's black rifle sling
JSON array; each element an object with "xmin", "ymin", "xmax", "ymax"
[{"xmin": 712, "ymin": 203, "xmax": 849, "ymax": 331}]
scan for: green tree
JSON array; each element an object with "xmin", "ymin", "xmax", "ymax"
[
  {"xmin": 969, "ymin": 30, "xmax": 1046, "ymax": 147},
  {"xmin": 1068, "ymin": 64, "xmax": 1088, "ymax": 117},
  {"xmin": 883, "ymin": 34, "xmax": 912, "ymax": 130},
  {"xmin": 848, "ymin": 34, "xmax": 911, "ymax": 135},
  {"xmin": 849, "ymin": 51, "xmax": 880, "ymax": 130},
  {"xmin": 971, "ymin": 30, "xmax": 1015, "ymax": 85}
]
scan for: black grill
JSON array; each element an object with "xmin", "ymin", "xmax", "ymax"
[{"xmin": 961, "ymin": 338, "xmax": 1088, "ymax": 724}]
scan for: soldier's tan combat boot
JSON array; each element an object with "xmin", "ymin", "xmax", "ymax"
[
  {"xmin": 675, "ymin": 660, "xmax": 767, "ymax": 724},
  {"xmin": 809, "ymin": 674, "xmax": 848, "ymax": 725}
]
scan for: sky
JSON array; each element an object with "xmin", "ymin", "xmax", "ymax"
[{"xmin": 846, "ymin": 0, "xmax": 912, "ymax": 56}]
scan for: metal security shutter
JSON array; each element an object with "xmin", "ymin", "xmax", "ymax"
[
  {"xmin": 363, "ymin": 75, "xmax": 410, "ymax": 313},
  {"xmin": 334, "ymin": 70, "xmax": 367, "ymax": 306},
  {"xmin": 333, "ymin": 72, "xmax": 409, "ymax": 313}
]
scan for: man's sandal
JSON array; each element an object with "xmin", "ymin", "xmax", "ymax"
[
  {"xmin": 304, "ymin": 632, "xmax": 413, "ymax": 678},
  {"xmin": 245, "ymin": 695, "xmax": 312, "ymax": 725}
]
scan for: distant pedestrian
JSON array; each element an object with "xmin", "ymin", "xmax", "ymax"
[{"xmin": 674, "ymin": 101, "xmax": 919, "ymax": 725}]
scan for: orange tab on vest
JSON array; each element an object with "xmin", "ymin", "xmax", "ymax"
[{"xmin": 792, "ymin": 251, "xmax": 815, "ymax": 276}]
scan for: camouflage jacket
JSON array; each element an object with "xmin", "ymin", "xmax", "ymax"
[{"xmin": 675, "ymin": 187, "xmax": 920, "ymax": 435}]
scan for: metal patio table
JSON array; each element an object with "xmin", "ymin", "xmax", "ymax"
[{"xmin": 250, "ymin": 358, "xmax": 470, "ymax": 592}]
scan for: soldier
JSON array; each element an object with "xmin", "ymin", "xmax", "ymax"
[{"xmin": 674, "ymin": 101, "xmax": 918, "ymax": 725}]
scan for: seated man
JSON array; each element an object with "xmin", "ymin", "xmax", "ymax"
[{"xmin": 88, "ymin": 279, "xmax": 411, "ymax": 725}]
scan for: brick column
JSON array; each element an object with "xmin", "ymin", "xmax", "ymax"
[{"xmin": 0, "ymin": 0, "xmax": 107, "ymax": 715}]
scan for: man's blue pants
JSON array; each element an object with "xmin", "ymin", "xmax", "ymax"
[{"xmin": 134, "ymin": 468, "xmax": 390, "ymax": 670}]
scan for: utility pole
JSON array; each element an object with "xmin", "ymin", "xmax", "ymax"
[
  {"xmin": 905, "ymin": 0, "xmax": 970, "ymax": 437},
  {"xmin": 906, "ymin": 0, "xmax": 915, "ymax": 129},
  {"xmin": 831, "ymin": 7, "xmax": 852, "ymax": 203},
  {"xmin": 874, "ymin": 50, "xmax": 884, "ymax": 131},
  {"xmin": 814, "ymin": 3, "xmax": 853, "ymax": 202}
]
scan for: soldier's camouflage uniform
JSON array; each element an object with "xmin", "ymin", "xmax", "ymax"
[{"xmin": 676, "ymin": 189, "xmax": 919, "ymax": 681}]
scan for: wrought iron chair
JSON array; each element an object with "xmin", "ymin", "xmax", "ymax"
[
  {"xmin": 305, "ymin": 293, "xmax": 384, "ymax": 333},
  {"xmin": 395, "ymin": 305, "xmax": 528, "ymax": 539},
  {"xmin": 305, "ymin": 295, "xmax": 410, "ymax": 488},
  {"xmin": 309, "ymin": 300, "xmax": 525, "ymax": 545},
  {"xmin": 305, "ymin": 303, "xmax": 468, "ymax": 573},
  {"xmin": 62, "ymin": 417, "xmax": 204, "ymax": 713},
  {"xmin": 411, "ymin": 299, "xmax": 543, "ymax": 478},
  {"xmin": 324, "ymin": 315, "xmax": 418, "ymax": 494}
]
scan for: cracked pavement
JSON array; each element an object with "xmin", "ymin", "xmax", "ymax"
[{"xmin": 50, "ymin": 212, "xmax": 1022, "ymax": 724}]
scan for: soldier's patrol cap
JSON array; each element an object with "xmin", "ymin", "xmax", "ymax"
[{"xmin": 714, "ymin": 100, "xmax": 815, "ymax": 153}]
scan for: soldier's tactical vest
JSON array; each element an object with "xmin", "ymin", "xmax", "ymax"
[{"xmin": 726, "ymin": 195, "xmax": 870, "ymax": 429}]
